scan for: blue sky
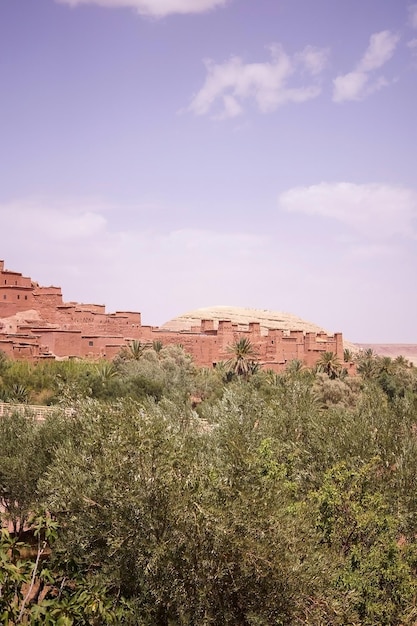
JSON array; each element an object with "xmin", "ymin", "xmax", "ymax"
[{"xmin": 1, "ymin": 0, "xmax": 416, "ymax": 342}]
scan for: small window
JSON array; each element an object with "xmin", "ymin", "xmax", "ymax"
[
  {"xmin": 3, "ymin": 295, "xmax": 6, "ymax": 300},
  {"xmin": 88, "ymin": 340, "xmax": 94, "ymax": 347},
  {"xmin": 17, "ymin": 295, "xmax": 20, "ymax": 299},
  {"xmin": 24, "ymin": 295, "xmax": 27, "ymax": 300}
]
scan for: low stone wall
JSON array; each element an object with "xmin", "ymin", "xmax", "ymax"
[{"xmin": 0, "ymin": 402, "xmax": 70, "ymax": 421}]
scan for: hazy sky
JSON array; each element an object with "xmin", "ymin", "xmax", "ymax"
[{"xmin": 1, "ymin": 0, "xmax": 416, "ymax": 342}]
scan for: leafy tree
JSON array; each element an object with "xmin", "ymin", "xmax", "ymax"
[
  {"xmin": 40, "ymin": 394, "xmax": 322, "ymax": 624},
  {"xmin": 313, "ymin": 461, "xmax": 417, "ymax": 625},
  {"xmin": 313, "ymin": 373, "xmax": 359, "ymax": 409},
  {"xmin": 0, "ymin": 514, "xmax": 133, "ymax": 625},
  {"xmin": 0, "ymin": 410, "xmax": 72, "ymax": 534},
  {"xmin": 0, "ymin": 349, "xmax": 10, "ymax": 376},
  {"xmin": 191, "ymin": 366, "xmax": 225, "ymax": 406},
  {"xmin": 1, "ymin": 332, "xmax": 417, "ymax": 623}
]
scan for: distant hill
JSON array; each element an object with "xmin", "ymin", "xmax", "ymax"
[
  {"xmin": 355, "ymin": 344, "xmax": 417, "ymax": 366},
  {"xmin": 162, "ymin": 305, "xmax": 357, "ymax": 351}
]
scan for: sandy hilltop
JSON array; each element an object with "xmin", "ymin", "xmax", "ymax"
[
  {"xmin": 162, "ymin": 306, "xmax": 330, "ymax": 334},
  {"xmin": 163, "ymin": 306, "xmax": 360, "ymax": 351}
]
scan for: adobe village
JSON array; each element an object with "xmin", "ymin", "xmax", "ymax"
[
  {"xmin": 0, "ymin": 258, "xmax": 346, "ymax": 370},
  {"xmin": 2, "ymin": 257, "xmax": 417, "ymax": 625}
]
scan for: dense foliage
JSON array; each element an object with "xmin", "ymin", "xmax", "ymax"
[{"xmin": 1, "ymin": 345, "xmax": 417, "ymax": 624}]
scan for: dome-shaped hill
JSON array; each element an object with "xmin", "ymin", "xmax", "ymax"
[
  {"xmin": 162, "ymin": 306, "xmax": 357, "ymax": 351},
  {"xmin": 163, "ymin": 306, "xmax": 326, "ymax": 336}
]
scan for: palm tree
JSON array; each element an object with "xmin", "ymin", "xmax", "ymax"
[
  {"xmin": 0, "ymin": 349, "xmax": 9, "ymax": 376},
  {"xmin": 8, "ymin": 383, "xmax": 30, "ymax": 404},
  {"xmin": 152, "ymin": 340, "xmax": 163, "ymax": 354},
  {"xmin": 126, "ymin": 340, "xmax": 147, "ymax": 360},
  {"xmin": 394, "ymin": 355, "xmax": 409, "ymax": 368},
  {"xmin": 225, "ymin": 337, "xmax": 259, "ymax": 379},
  {"xmin": 355, "ymin": 348, "xmax": 378, "ymax": 380},
  {"xmin": 357, "ymin": 357, "xmax": 377, "ymax": 380},
  {"xmin": 286, "ymin": 359, "xmax": 304, "ymax": 376},
  {"xmin": 95, "ymin": 361, "xmax": 117, "ymax": 384},
  {"xmin": 265, "ymin": 369, "xmax": 281, "ymax": 387},
  {"xmin": 316, "ymin": 351, "xmax": 342, "ymax": 379},
  {"xmin": 364, "ymin": 348, "xmax": 376, "ymax": 359},
  {"xmin": 343, "ymin": 348, "xmax": 353, "ymax": 363},
  {"xmin": 247, "ymin": 360, "xmax": 260, "ymax": 376},
  {"xmin": 378, "ymin": 356, "xmax": 394, "ymax": 374}
]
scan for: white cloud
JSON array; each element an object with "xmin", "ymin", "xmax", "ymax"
[
  {"xmin": 1, "ymin": 196, "xmax": 415, "ymax": 341},
  {"xmin": 333, "ymin": 30, "xmax": 399, "ymax": 102},
  {"xmin": 218, "ymin": 94, "xmax": 243, "ymax": 119},
  {"xmin": 0, "ymin": 199, "xmax": 107, "ymax": 240},
  {"xmin": 188, "ymin": 44, "xmax": 329, "ymax": 118},
  {"xmin": 357, "ymin": 31, "xmax": 400, "ymax": 72},
  {"xmin": 409, "ymin": 3, "xmax": 417, "ymax": 28},
  {"xmin": 408, "ymin": 37, "xmax": 417, "ymax": 59},
  {"xmin": 278, "ymin": 182, "xmax": 417, "ymax": 240},
  {"xmin": 349, "ymin": 243, "xmax": 399, "ymax": 259},
  {"xmin": 296, "ymin": 45, "xmax": 330, "ymax": 76},
  {"xmin": 0, "ymin": 198, "xmax": 265, "ymax": 321},
  {"xmin": 332, "ymin": 71, "xmax": 368, "ymax": 102},
  {"xmin": 54, "ymin": 0, "xmax": 228, "ymax": 17}
]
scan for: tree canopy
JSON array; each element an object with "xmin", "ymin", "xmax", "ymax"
[{"xmin": 1, "ymin": 345, "xmax": 417, "ymax": 624}]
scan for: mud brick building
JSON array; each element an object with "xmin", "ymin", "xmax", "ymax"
[{"xmin": 0, "ymin": 260, "xmax": 344, "ymax": 371}]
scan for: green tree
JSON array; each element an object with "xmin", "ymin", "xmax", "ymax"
[
  {"xmin": 152, "ymin": 340, "xmax": 163, "ymax": 354},
  {"xmin": 0, "ymin": 349, "xmax": 10, "ymax": 376},
  {"xmin": 343, "ymin": 348, "xmax": 353, "ymax": 362},
  {"xmin": 0, "ymin": 514, "xmax": 133, "ymax": 625},
  {"xmin": 357, "ymin": 356, "xmax": 378, "ymax": 380},
  {"xmin": 225, "ymin": 337, "xmax": 259, "ymax": 379},
  {"xmin": 314, "ymin": 461, "xmax": 417, "ymax": 625},
  {"xmin": 0, "ymin": 410, "xmax": 72, "ymax": 535},
  {"xmin": 316, "ymin": 351, "xmax": 342, "ymax": 379},
  {"xmin": 286, "ymin": 358, "xmax": 304, "ymax": 375},
  {"xmin": 125, "ymin": 339, "xmax": 148, "ymax": 360},
  {"xmin": 395, "ymin": 354, "xmax": 410, "ymax": 368},
  {"xmin": 41, "ymin": 395, "xmax": 319, "ymax": 625}
]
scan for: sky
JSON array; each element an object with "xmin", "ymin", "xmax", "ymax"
[{"xmin": 1, "ymin": 0, "xmax": 416, "ymax": 343}]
